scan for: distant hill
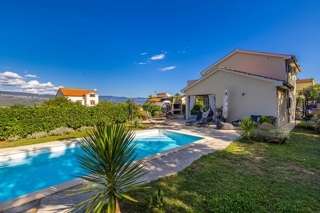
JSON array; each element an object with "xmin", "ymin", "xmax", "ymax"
[
  {"xmin": 0, "ymin": 91, "xmax": 147, "ymax": 106},
  {"xmin": 99, "ymin": 96, "xmax": 147, "ymax": 105}
]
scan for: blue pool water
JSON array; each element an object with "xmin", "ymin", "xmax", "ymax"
[{"xmin": 0, "ymin": 130, "xmax": 202, "ymax": 202}]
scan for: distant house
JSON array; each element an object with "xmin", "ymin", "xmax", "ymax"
[
  {"xmin": 156, "ymin": 92, "xmax": 172, "ymax": 98},
  {"xmin": 56, "ymin": 88, "xmax": 99, "ymax": 106},
  {"xmin": 296, "ymin": 78, "xmax": 316, "ymax": 93},
  {"xmin": 181, "ymin": 49, "xmax": 302, "ymax": 126}
]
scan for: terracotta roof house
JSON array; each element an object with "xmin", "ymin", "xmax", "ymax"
[
  {"xmin": 181, "ymin": 49, "xmax": 302, "ymax": 126},
  {"xmin": 296, "ymin": 78, "xmax": 316, "ymax": 93},
  {"xmin": 56, "ymin": 88, "xmax": 99, "ymax": 106}
]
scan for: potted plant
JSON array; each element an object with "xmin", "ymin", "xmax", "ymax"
[
  {"xmin": 142, "ymin": 114, "xmax": 148, "ymax": 121},
  {"xmin": 153, "ymin": 111, "xmax": 160, "ymax": 118}
]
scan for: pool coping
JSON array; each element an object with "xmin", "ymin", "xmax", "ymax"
[{"xmin": 0, "ymin": 129, "xmax": 212, "ymax": 212}]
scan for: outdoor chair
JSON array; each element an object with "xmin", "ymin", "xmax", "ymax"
[
  {"xmin": 185, "ymin": 111, "xmax": 202, "ymax": 126},
  {"xmin": 197, "ymin": 112, "xmax": 214, "ymax": 128}
]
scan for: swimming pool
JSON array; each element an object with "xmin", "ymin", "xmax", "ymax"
[{"xmin": 0, "ymin": 130, "xmax": 203, "ymax": 203}]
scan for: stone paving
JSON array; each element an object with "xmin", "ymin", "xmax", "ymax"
[{"xmin": 2, "ymin": 116, "xmax": 296, "ymax": 213}]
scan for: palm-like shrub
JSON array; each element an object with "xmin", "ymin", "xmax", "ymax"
[
  {"xmin": 239, "ymin": 117, "xmax": 255, "ymax": 140},
  {"xmin": 69, "ymin": 124, "xmax": 147, "ymax": 213}
]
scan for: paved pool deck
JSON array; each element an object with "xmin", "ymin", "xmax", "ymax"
[{"xmin": 1, "ymin": 117, "xmax": 297, "ymax": 213}]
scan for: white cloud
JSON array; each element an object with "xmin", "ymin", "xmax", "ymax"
[
  {"xmin": 25, "ymin": 74, "xmax": 38, "ymax": 78},
  {"xmin": 0, "ymin": 71, "xmax": 59, "ymax": 95},
  {"xmin": 141, "ymin": 52, "xmax": 147, "ymax": 55},
  {"xmin": 137, "ymin": 62, "xmax": 146, "ymax": 65},
  {"xmin": 150, "ymin": 54, "xmax": 165, "ymax": 60},
  {"xmin": 158, "ymin": 66, "xmax": 176, "ymax": 72},
  {"xmin": 0, "ymin": 71, "xmax": 25, "ymax": 86}
]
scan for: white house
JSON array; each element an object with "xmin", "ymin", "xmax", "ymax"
[
  {"xmin": 181, "ymin": 49, "xmax": 302, "ymax": 126},
  {"xmin": 56, "ymin": 88, "xmax": 99, "ymax": 106}
]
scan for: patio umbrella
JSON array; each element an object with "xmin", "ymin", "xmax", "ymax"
[{"xmin": 222, "ymin": 90, "xmax": 228, "ymax": 120}]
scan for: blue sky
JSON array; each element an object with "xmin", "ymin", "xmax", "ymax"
[{"xmin": 0, "ymin": 0, "xmax": 319, "ymax": 97}]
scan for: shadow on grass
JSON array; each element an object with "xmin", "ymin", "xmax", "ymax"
[{"xmin": 120, "ymin": 128, "xmax": 320, "ymax": 213}]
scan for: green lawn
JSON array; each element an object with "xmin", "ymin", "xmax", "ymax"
[
  {"xmin": 120, "ymin": 126, "xmax": 320, "ymax": 212},
  {"xmin": 0, "ymin": 123, "xmax": 151, "ymax": 149}
]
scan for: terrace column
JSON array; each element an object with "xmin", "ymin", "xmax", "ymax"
[{"xmin": 185, "ymin": 95, "xmax": 189, "ymax": 120}]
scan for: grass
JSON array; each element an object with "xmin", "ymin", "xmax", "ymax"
[
  {"xmin": 0, "ymin": 122, "xmax": 151, "ymax": 149},
  {"xmin": 120, "ymin": 125, "xmax": 320, "ymax": 212}
]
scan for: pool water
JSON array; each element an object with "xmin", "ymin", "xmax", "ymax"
[{"xmin": 0, "ymin": 130, "xmax": 202, "ymax": 202}]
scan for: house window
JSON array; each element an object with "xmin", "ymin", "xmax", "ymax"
[
  {"xmin": 90, "ymin": 94, "xmax": 95, "ymax": 97},
  {"xmin": 297, "ymin": 84, "xmax": 301, "ymax": 88},
  {"xmin": 90, "ymin": 100, "xmax": 95, "ymax": 105}
]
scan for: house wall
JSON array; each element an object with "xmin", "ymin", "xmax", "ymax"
[
  {"xmin": 84, "ymin": 93, "xmax": 99, "ymax": 106},
  {"xmin": 55, "ymin": 90, "xmax": 64, "ymax": 97},
  {"xmin": 215, "ymin": 52, "xmax": 287, "ymax": 81},
  {"xmin": 185, "ymin": 71, "xmax": 278, "ymax": 122},
  {"xmin": 67, "ymin": 96, "xmax": 84, "ymax": 105},
  {"xmin": 296, "ymin": 81, "xmax": 315, "ymax": 93}
]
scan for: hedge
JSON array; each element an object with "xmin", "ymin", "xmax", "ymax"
[
  {"xmin": 0, "ymin": 99, "xmax": 131, "ymax": 140},
  {"xmin": 182, "ymin": 104, "xmax": 203, "ymax": 115}
]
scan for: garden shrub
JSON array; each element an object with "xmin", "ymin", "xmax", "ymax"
[
  {"xmin": 77, "ymin": 126, "xmax": 88, "ymax": 132},
  {"xmin": 259, "ymin": 115, "xmax": 272, "ymax": 124},
  {"xmin": 239, "ymin": 117, "xmax": 255, "ymax": 140},
  {"xmin": 240, "ymin": 118, "xmax": 289, "ymax": 143},
  {"xmin": 142, "ymin": 103, "xmax": 162, "ymax": 116},
  {"xmin": 27, "ymin": 132, "xmax": 48, "ymax": 139},
  {"xmin": 134, "ymin": 119, "xmax": 140, "ymax": 128},
  {"xmin": 49, "ymin": 127, "xmax": 74, "ymax": 136},
  {"xmin": 181, "ymin": 104, "xmax": 203, "ymax": 115},
  {"xmin": 6, "ymin": 135, "xmax": 20, "ymax": 142},
  {"xmin": 313, "ymin": 114, "xmax": 320, "ymax": 133},
  {"xmin": 255, "ymin": 123, "xmax": 288, "ymax": 143}
]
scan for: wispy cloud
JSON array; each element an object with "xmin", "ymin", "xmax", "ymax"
[
  {"xmin": 151, "ymin": 54, "xmax": 165, "ymax": 60},
  {"xmin": 25, "ymin": 74, "xmax": 38, "ymax": 78},
  {"xmin": 178, "ymin": 47, "xmax": 188, "ymax": 53},
  {"xmin": 141, "ymin": 52, "xmax": 147, "ymax": 55},
  {"xmin": 0, "ymin": 71, "xmax": 59, "ymax": 94},
  {"xmin": 158, "ymin": 66, "xmax": 176, "ymax": 72}
]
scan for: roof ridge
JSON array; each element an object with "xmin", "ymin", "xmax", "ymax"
[
  {"xmin": 237, "ymin": 49, "xmax": 293, "ymax": 56},
  {"xmin": 60, "ymin": 87, "xmax": 95, "ymax": 91}
]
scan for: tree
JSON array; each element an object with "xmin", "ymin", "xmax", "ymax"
[
  {"xmin": 69, "ymin": 124, "xmax": 148, "ymax": 213},
  {"xmin": 42, "ymin": 96, "xmax": 77, "ymax": 107}
]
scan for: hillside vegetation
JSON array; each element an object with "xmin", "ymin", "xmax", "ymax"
[{"xmin": 0, "ymin": 97, "xmax": 45, "ymax": 106}]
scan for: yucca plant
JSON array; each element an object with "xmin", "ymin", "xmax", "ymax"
[
  {"xmin": 239, "ymin": 117, "xmax": 255, "ymax": 140},
  {"xmin": 68, "ymin": 124, "xmax": 148, "ymax": 213}
]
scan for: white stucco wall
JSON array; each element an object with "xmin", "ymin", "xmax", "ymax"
[
  {"xmin": 214, "ymin": 52, "xmax": 287, "ymax": 81},
  {"xmin": 84, "ymin": 92, "xmax": 99, "ymax": 106},
  {"xmin": 184, "ymin": 70, "xmax": 278, "ymax": 123},
  {"xmin": 55, "ymin": 90, "xmax": 64, "ymax": 97},
  {"xmin": 67, "ymin": 96, "xmax": 84, "ymax": 105}
]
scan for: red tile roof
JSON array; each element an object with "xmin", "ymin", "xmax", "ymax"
[
  {"xmin": 59, "ymin": 88, "xmax": 96, "ymax": 96},
  {"xmin": 296, "ymin": 78, "xmax": 314, "ymax": 83}
]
